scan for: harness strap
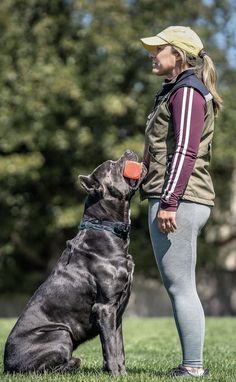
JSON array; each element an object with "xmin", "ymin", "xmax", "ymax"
[{"xmin": 79, "ymin": 218, "xmax": 130, "ymax": 240}]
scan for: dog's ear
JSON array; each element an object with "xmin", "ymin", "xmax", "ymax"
[{"xmin": 79, "ymin": 175, "xmax": 102, "ymax": 196}]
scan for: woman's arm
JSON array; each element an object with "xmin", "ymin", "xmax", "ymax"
[{"xmin": 157, "ymin": 86, "xmax": 206, "ymax": 233}]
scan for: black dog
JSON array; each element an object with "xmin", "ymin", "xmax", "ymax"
[{"xmin": 4, "ymin": 150, "xmax": 147, "ymax": 376}]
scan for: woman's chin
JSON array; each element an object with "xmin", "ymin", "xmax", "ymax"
[{"xmin": 152, "ymin": 68, "xmax": 161, "ymax": 76}]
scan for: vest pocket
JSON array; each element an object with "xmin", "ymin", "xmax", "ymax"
[
  {"xmin": 148, "ymin": 148, "xmax": 173, "ymax": 181},
  {"xmin": 149, "ymin": 148, "xmax": 173, "ymax": 167},
  {"xmin": 149, "ymin": 151, "xmax": 166, "ymax": 166}
]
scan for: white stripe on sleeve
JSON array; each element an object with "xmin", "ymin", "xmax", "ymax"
[{"xmin": 164, "ymin": 87, "xmax": 194, "ymax": 200}]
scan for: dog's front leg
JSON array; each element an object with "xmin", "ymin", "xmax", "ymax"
[
  {"xmin": 92, "ymin": 303, "xmax": 119, "ymax": 376},
  {"xmin": 116, "ymin": 320, "xmax": 126, "ymax": 375}
]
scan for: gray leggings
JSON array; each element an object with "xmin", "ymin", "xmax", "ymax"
[{"xmin": 148, "ymin": 199, "xmax": 211, "ymax": 368}]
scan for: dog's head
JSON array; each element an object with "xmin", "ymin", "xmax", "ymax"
[{"xmin": 79, "ymin": 150, "xmax": 147, "ymax": 201}]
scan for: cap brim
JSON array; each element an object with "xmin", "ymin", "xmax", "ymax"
[{"xmin": 140, "ymin": 36, "xmax": 167, "ymax": 52}]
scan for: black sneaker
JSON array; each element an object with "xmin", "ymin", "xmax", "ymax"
[{"xmin": 170, "ymin": 365, "xmax": 209, "ymax": 378}]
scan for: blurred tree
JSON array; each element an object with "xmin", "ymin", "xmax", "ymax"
[{"xmin": 0, "ymin": 0, "xmax": 235, "ymax": 293}]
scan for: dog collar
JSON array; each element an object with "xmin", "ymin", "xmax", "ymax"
[{"xmin": 79, "ymin": 218, "xmax": 131, "ymax": 240}]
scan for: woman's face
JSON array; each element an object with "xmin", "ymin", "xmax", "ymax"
[{"xmin": 150, "ymin": 45, "xmax": 179, "ymax": 79}]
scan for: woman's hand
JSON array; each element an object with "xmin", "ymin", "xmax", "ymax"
[{"xmin": 157, "ymin": 209, "xmax": 177, "ymax": 234}]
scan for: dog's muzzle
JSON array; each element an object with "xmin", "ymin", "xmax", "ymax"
[{"xmin": 123, "ymin": 161, "xmax": 148, "ymax": 190}]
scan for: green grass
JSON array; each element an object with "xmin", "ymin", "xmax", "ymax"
[{"xmin": 0, "ymin": 317, "xmax": 235, "ymax": 381}]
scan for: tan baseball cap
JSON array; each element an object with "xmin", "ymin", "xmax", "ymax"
[{"xmin": 140, "ymin": 26, "xmax": 204, "ymax": 57}]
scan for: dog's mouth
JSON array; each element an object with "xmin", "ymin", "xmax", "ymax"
[
  {"xmin": 120, "ymin": 150, "xmax": 147, "ymax": 190},
  {"xmin": 123, "ymin": 161, "xmax": 148, "ymax": 190}
]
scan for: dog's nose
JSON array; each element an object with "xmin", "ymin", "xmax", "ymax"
[{"xmin": 124, "ymin": 150, "xmax": 138, "ymax": 161}]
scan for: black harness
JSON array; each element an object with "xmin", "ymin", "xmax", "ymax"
[{"xmin": 79, "ymin": 218, "xmax": 131, "ymax": 240}]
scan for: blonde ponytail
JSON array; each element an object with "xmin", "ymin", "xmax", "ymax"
[
  {"xmin": 200, "ymin": 52, "xmax": 223, "ymax": 115},
  {"xmin": 172, "ymin": 46, "xmax": 223, "ymax": 116}
]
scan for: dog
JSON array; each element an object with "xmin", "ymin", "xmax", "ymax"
[{"xmin": 4, "ymin": 150, "xmax": 147, "ymax": 376}]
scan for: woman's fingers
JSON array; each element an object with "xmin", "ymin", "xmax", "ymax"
[{"xmin": 157, "ymin": 210, "xmax": 177, "ymax": 233}]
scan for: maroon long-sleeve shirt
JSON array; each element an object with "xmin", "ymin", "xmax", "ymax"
[{"xmin": 160, "ymin": 87, "xmax": 206, "ymax": 211}]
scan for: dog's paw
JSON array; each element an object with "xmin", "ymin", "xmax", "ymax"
[
  {"xmin": 103, "ymin": 366, "xmax": 120, "ymax": 377},
  {"xmin": 119, "ymin": 368, "xmax": 127, "ymax": 376}
]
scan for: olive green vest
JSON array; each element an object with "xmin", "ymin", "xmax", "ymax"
[{"xmin": 140, "ymin": 74, "xmax": 215, "ymax": 206}]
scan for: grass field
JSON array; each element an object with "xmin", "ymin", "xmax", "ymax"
[{"xmin": 0, "ymin": 317, "xmax": 235, "ymax": 381}]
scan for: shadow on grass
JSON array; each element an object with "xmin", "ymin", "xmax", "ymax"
[
  {"xmin": 126, "ymin": 366, "xmax": 166, "ymax": 377},
  {"xmin": 1, "ymin": 367, "xmax": 101, "ymax": 377},
  {"xmin": 68, "ymin": 366, "xmax": 166, "ymax": 378},
  {"xmin": 0, "ymin": 366, "xmax": 167, "ymax": 378},
  {"xmin": 76, "ymin": 366, "xmax": 102, "ymax": 375}
]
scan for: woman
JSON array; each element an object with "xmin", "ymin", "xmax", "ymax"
[{"xmin": 140, "ymin": 26, "xmax": 222, "ymax": 378}]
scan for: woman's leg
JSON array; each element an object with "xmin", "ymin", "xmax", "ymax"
[{"xmin": 148, "ymin": 198, "xmax": 211, "ymax": 368}]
